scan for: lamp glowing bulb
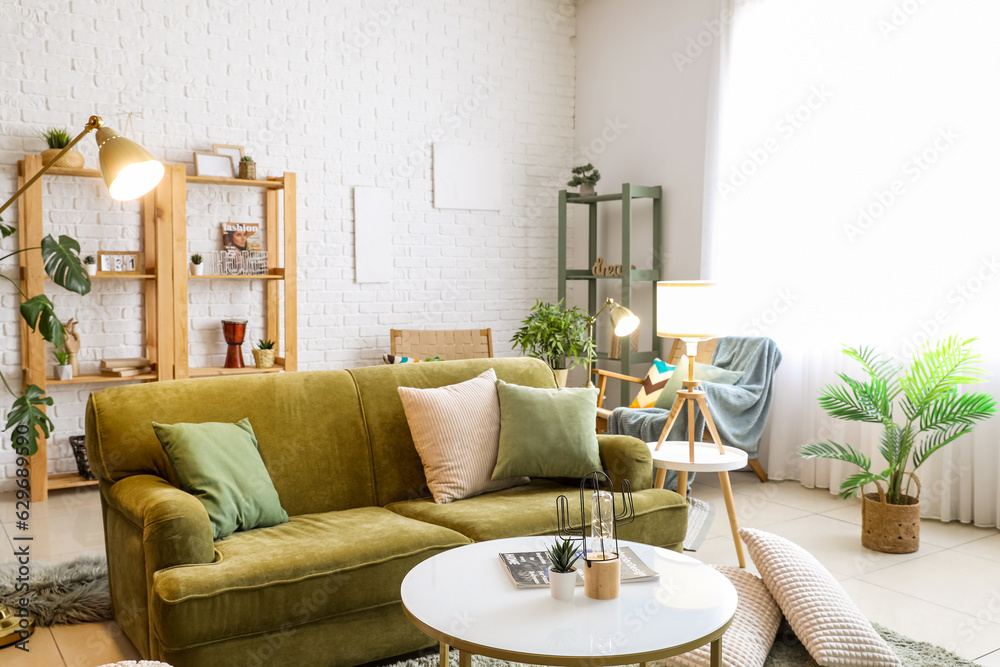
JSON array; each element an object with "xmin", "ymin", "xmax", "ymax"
[
  {"xmin": 589, "ymin": 490, "xmax": 616, "ymax": 560},
  {"xmin": 95, "ymin": 126, "xmax": 164, "ymax": 201}
]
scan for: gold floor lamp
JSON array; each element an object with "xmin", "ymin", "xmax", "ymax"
[
  {"xmin": 584, "ymin": 297, "xmax": 640, "ymax": 388},
  {"xmin": 0, "ymin": 115, "xmax": 163, "ymax": 649}
]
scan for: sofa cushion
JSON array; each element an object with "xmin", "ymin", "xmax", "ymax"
[
  {"xmin": 398, "ymin": 369, "xmax": 528, "ymax": 503},
  {"xmin": 348, "ymin": 358, "xmax": 558, "ymax": 507},
  {"xmin": 150, "ymin": 507, "xmax": 470, "ymax": 651},
  {"xmin": 492, "ymin": 381, "xmax": 602, "ymax": 479},
  {"xmin": 152, "ymin": 418, "xmax": 288, "ymax": 540},
  {"xmin": 384, "ymin": 479, "xmax": 689, "ymax": 550}
]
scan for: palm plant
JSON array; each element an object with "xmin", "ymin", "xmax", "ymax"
[
  {"xmin": 801, "ymin": 337, "xmax": 996, "ymax": 504},
  {"xmin": 510, "ymin": 299, "xmax": 596, "ymax": 370}
]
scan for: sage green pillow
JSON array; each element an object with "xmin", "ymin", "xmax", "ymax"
[
  {"xmin": 152, "ymin": 418, "xmax": 288, "ymax": 540},
  {"xmin": 653, "ymin": 356, "xmax": 745, "ymax": 410},
  {"xmin": 492, "ymin": 380, "xmax": 602, "ymax": 480}
]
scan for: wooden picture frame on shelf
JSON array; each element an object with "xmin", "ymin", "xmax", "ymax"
[
  {"xmin": 98, "ymin": 251, "xmax": 142, "ymax": 276},
  {"xmin": 213, "ymin": 144, "xmax": 245, "ymax": 173},
  {"xmin": 194, "ymin": 152, "xmax": 235, "ymax": 178}
]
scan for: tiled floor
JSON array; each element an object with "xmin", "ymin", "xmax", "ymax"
[{"xmin": 2, "ymin": 476, "xmax": 1000, "ymax": 665}]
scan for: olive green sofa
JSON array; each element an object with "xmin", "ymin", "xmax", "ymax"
[{"xmin": 85, "ymin": 357, "xmax": 688, "ymax": 667}]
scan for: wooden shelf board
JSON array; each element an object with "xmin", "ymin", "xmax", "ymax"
[
  {"xmin": 37, "ymin": 166, "xmax": 103, "ymax": 179},
  {"xmin": 189, "ymin": 274, "xmax": 283, "ymax": 280},
  {"xmin": 46, "ymin": 372, "xmax": 158, "ymax": 385},
  {"xmin": 189, "ymin": 364, "xmax": 285, "ymax": 377},
  {"xmin": 48, "ymin": 473, "xmax": 99, "ymax": 490},
  {"xmin": 187, "ymin": 175, "xmax": 283, "ymax": 189}
]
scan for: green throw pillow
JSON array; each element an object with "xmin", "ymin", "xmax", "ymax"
[
  {"xmin": 653, "ymin": 356, "xmax": 745, "ymax": 410},
  {"xmin": 492, "ymin": 380, "xmax": 602, "ymax": 480},
  {"xmin": 152, "ymin": 418, "xmax": 289, "ymax": 540}
]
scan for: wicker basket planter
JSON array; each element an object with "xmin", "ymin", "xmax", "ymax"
[
  {"xmin": 239, "ymin": 161, "xmax": 256, "ymax": 180},
  {"xmin": 253, "ymin": 348, "xmax": 276, "ymax": 369},
  {"xmin": 861, "ymin": 476, "xmax": 920, "ymax": 554},
  {"xmin": 41, "ymin": 148, "xmax": 85, "ymax": 169}
]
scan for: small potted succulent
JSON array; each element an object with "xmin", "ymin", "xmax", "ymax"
[
  {"xmin": 53, "ymin": 347, "xmax": 73, "ymax": 381},
  {"xmin": 567, "ymin": 163, "xmax": 601, "ymax": 197},
  {"xmin": 253, "ymin": 339, "xmax": 276, "ymax": 369},
  {"xmin": 238, "ymin": 155, "xmax": 256, "ymax": 180},
  {"xmin": 546, "ymin": 537, "xmax": 580, "ymax": 601},
  {"xmin": 190, "ymin": 253, "xmax": 204, "ymax": 276},
  {"xmin": 41, "ymin": 127, "xmax": 85, "ymax": 169},
  {"xmin": 83, "ymin": 255, "xmax": 97, "ymax": 276}
]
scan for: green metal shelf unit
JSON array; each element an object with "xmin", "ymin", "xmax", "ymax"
[{"xmin": 557, "ymin": 183, "xmax": 664, "ymax": 406}]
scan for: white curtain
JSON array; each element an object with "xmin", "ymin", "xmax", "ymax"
[{"xmin": 709, "ymin": 0, "xmax": 1000, "ymax": 526}]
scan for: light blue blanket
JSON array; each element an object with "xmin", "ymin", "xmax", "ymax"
[{"xmin": 608, "ymin": 338, "xmax": 782, "ymax": 472}]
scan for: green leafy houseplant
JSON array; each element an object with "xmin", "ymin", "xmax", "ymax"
[
  {"xmin": 240, "ymin": 155, "xmax": 254, "ymax": 163},
  {"xmin": 83, "ymin": 255, "xmax": 95, "ymax": 265},
  {"xmin": 53, "ymin": 348, "xmax": 70, "ymax": 366},
  {"xmin": 0, "ymin": 228, "xmax": 90, "ymax": 455},
  {"xmin": 510, "ymin": 299, "xmax": 596, "ymax": 370},
  {"xmin": 801, "ymin": 337, "xmax": 997, "ymax": 504},
  {"xmin": 546, "ymin": 536, "xmax": 581, "ymax": 574},
  {"xmin": 566, "ymin": 163, "xmax": 601, "ymax": 188},
  {"xmin": 257, "ymin": 339, "xmax": 275, "ymax": 350},
  {"xmin": 190, "ymin": 253, "xmax": 203, "ymax": 265},
  {"xmin": 41, "ymin": 127, "xmax": 72, "ymax": 149}
]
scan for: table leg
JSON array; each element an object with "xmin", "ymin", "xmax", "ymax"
[
  {"xmin": 654, "ymin": 467, "xmax": 667, "ymax": 489},
  {"xmin": 459, "ymin": 650, "xmax": 472, "ymax": 667},
  {"xmin": 439, "ymin": 642, "xmax": 449, "ymax": 667},
  {"xmin": 710, "ymin": 637, "xmax": 722, "ymax": 667},
  {"xmin": 719, "ymin": 471, "xmax": 746, "ymax": 568},
  {"xmin": 677, "ymin": 470, "xmax": 688, "ymax": 498}
]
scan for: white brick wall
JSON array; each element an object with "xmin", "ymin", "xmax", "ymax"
[{"xmin": 0, "ymin": 0, "xmax": 577, "ymax": 491}]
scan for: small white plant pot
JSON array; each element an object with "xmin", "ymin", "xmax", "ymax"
[
  {"xmin": 548, "ymin": 568, "xmax": 576, "ymax": 601},
  {"xmin": 191, "ymin": 263, "xmax": 204, "ymax": 276},
  {"xmin": 579, "ymin": 184, "xmax": 596, "ymax": 197},
  {"xmin": 54, "ymin": 364, "xmax": 73, "ymax": 381},
  {"xmin": 85, "ymin": 264, "xmax": 97, "ymax": 276}
]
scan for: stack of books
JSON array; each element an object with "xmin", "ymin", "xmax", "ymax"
[{"xmin": 100, "ymin": 357, "xmax": 152, "ymax": 377}]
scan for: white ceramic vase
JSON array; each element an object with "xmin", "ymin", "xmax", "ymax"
[
  {"xmin": 191, "ymin": 263, "xmax": 204, "ymax": 276},
  {"xmin": 553, "ymin": 368, "xmax": 568, "ymax": 388},
  {"xmin": 85, "ymin": 264, "xmax": 97, "ymax": 276},
  {"xmin": 548, "ymin": 568, "xmax": 576, "ymax": 601}
]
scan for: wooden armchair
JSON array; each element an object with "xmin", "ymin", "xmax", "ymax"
[
  {"xmin": 390, "ymin": 328, "xmax": 493, "ymax": 360},
  {"xmin": 593, "ymin": 338, "xmax": 768, "ymax": 482}
]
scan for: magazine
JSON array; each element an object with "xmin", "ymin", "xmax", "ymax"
[
  {"xmin": 221, "ymin": 222, "xmax": 262, "ymax": 252},
  {"xmin": 498, "ymin": 546, "xmax": 658, "ymax": 589}
]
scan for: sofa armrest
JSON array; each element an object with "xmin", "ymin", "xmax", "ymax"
[
  {"xmin": 105, "ymin": 474, "xmax": 215, "ymax": 572},
  {"xmin": 598, "ymin": 434, "xmax": 652, "ymax": 490}
]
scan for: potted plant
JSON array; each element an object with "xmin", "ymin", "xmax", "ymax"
[
  {"xmin": 40, "ymin": 127, "xmax": 85, "ymax": 169},
  {"xmin": 567, "ymin": 163, "xmax": 601, "ymax": 197},
  {"xmin": 253, "ymin": 339, "xmax": 276, "ymax": 369},
  {"xmin": 546, "ymin": 536, "xmax": 580, "ymax": 601},
  {"xmin": 83, "ymin": 255, "xmax": 97, "ymax": 276},
  {"xmin": 53, "ymin": 347, "xmax": 73, "ymax": 381},
  {"xmin": 190, "ymin": 253, "xmax": 204, "ymax": 276},
  {"xmin": 801, "ymin": 337, "xmax": 996, "ymax": 554},
  {"xmin": 511, "ymin": 299, "xmax": 596, "ymax": 388},
  {"xmin": 239, "ymin": 155, "xmax": 256, "ymax": 180}
]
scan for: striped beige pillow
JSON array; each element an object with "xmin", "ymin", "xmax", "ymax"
[
  {"xmin": 740, "ymin": 528, "xmax": 902, "ymax": 667},
  {"xmin": 398, "ymin": 369, "xmax": 528, "ymax": 504}
]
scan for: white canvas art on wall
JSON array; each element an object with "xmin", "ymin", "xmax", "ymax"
[
  {"xmin": 354, "ymin": 187, "xmax": 393, "ymax": 283},
  {"xmin": 433, "ymin": 143, "xmax": 502, "ymax": 210}
]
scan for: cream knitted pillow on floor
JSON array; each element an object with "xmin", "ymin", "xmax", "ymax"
[
  {"xmin": 739, "ymin": 528, "xmax": 902, "ymax": 667},
  {"xmin": 661, "ymin": 565, "xmax": 781, "ymax": 667}
]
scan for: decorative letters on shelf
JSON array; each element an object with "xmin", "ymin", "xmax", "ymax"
[{"xmin": 591, "ymin": 257, "xmax": 636, "ymax": 277}]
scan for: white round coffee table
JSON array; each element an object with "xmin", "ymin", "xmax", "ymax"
[
  {"xmin": 401, "ymin": 537, "xmax": 737, "ymax": 667},
  {"xmin": 649, "ymin": 441, "xmax": 749, "ymax": 568}
]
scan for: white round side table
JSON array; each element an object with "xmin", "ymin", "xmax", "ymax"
[{"xmin": 648, "ymin": 441, "xmax": 748, "ymax": 568}]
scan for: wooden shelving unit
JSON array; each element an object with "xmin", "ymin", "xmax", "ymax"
[
  {"xmin": 558, "ymin": 183, "xmax": 664, "ymax": 406},
  {"xmin": 16, "ymin": 156, "xmax": 297, "ymax": 500}
]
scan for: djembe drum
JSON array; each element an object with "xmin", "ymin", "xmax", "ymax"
[{"xmin": 222, "ymin": 319, "xmax": 248, "ymax": 368}]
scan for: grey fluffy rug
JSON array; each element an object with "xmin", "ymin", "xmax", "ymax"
[{"xmin": 0, "ymin": 553, "xmax": 111, "ymax": 626}]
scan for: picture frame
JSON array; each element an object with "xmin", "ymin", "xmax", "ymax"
[
  {"xmin": 213, "ymin": 144, "xmax": 245, "ymax": 172},
  {"xmin": 194, "ymin": 151, "xmax": 235, "ymax": 178},
  {"xmin": 98, "ymin": 251, "xmax": 142, "ymax": 276}
]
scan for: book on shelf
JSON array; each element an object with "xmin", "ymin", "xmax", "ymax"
[
  {"xmin": 101, "ymin": 357, "xmax": 150, "ymax": 370},
  {"xmin": 498, "ymin": 546, "xmax": 658, "ymax": 589},
  {"xmin": 100, "ymin": 366, "xmax": 152, "ymax": 378}
]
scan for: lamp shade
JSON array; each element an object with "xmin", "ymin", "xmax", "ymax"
[
  {"xmin": 95, "ymin": 127, "xmax": 164, "ymax": 201},
  {"xmin": 609, "ymin": 302, "xmax": 640, "ymax": 337},
  {"xmin": 656, "ymin": 281, "xmax": 724, "ymax": 339}
]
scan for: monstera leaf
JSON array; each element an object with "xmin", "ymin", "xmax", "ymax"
[
  {"xmin": 20, "ymin": 294, "xmax": 65, "ymax": 349},
  {"xmin": 0, "ymin": 215, "xmax": 13, "ymax": 239},
  {"xmin": 5, "ymin": 384, "xmax": 55, "ymax": 457},
  {"xmin": 42, "ymin": 234, "xmax": 90, "ymax": 296}
]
